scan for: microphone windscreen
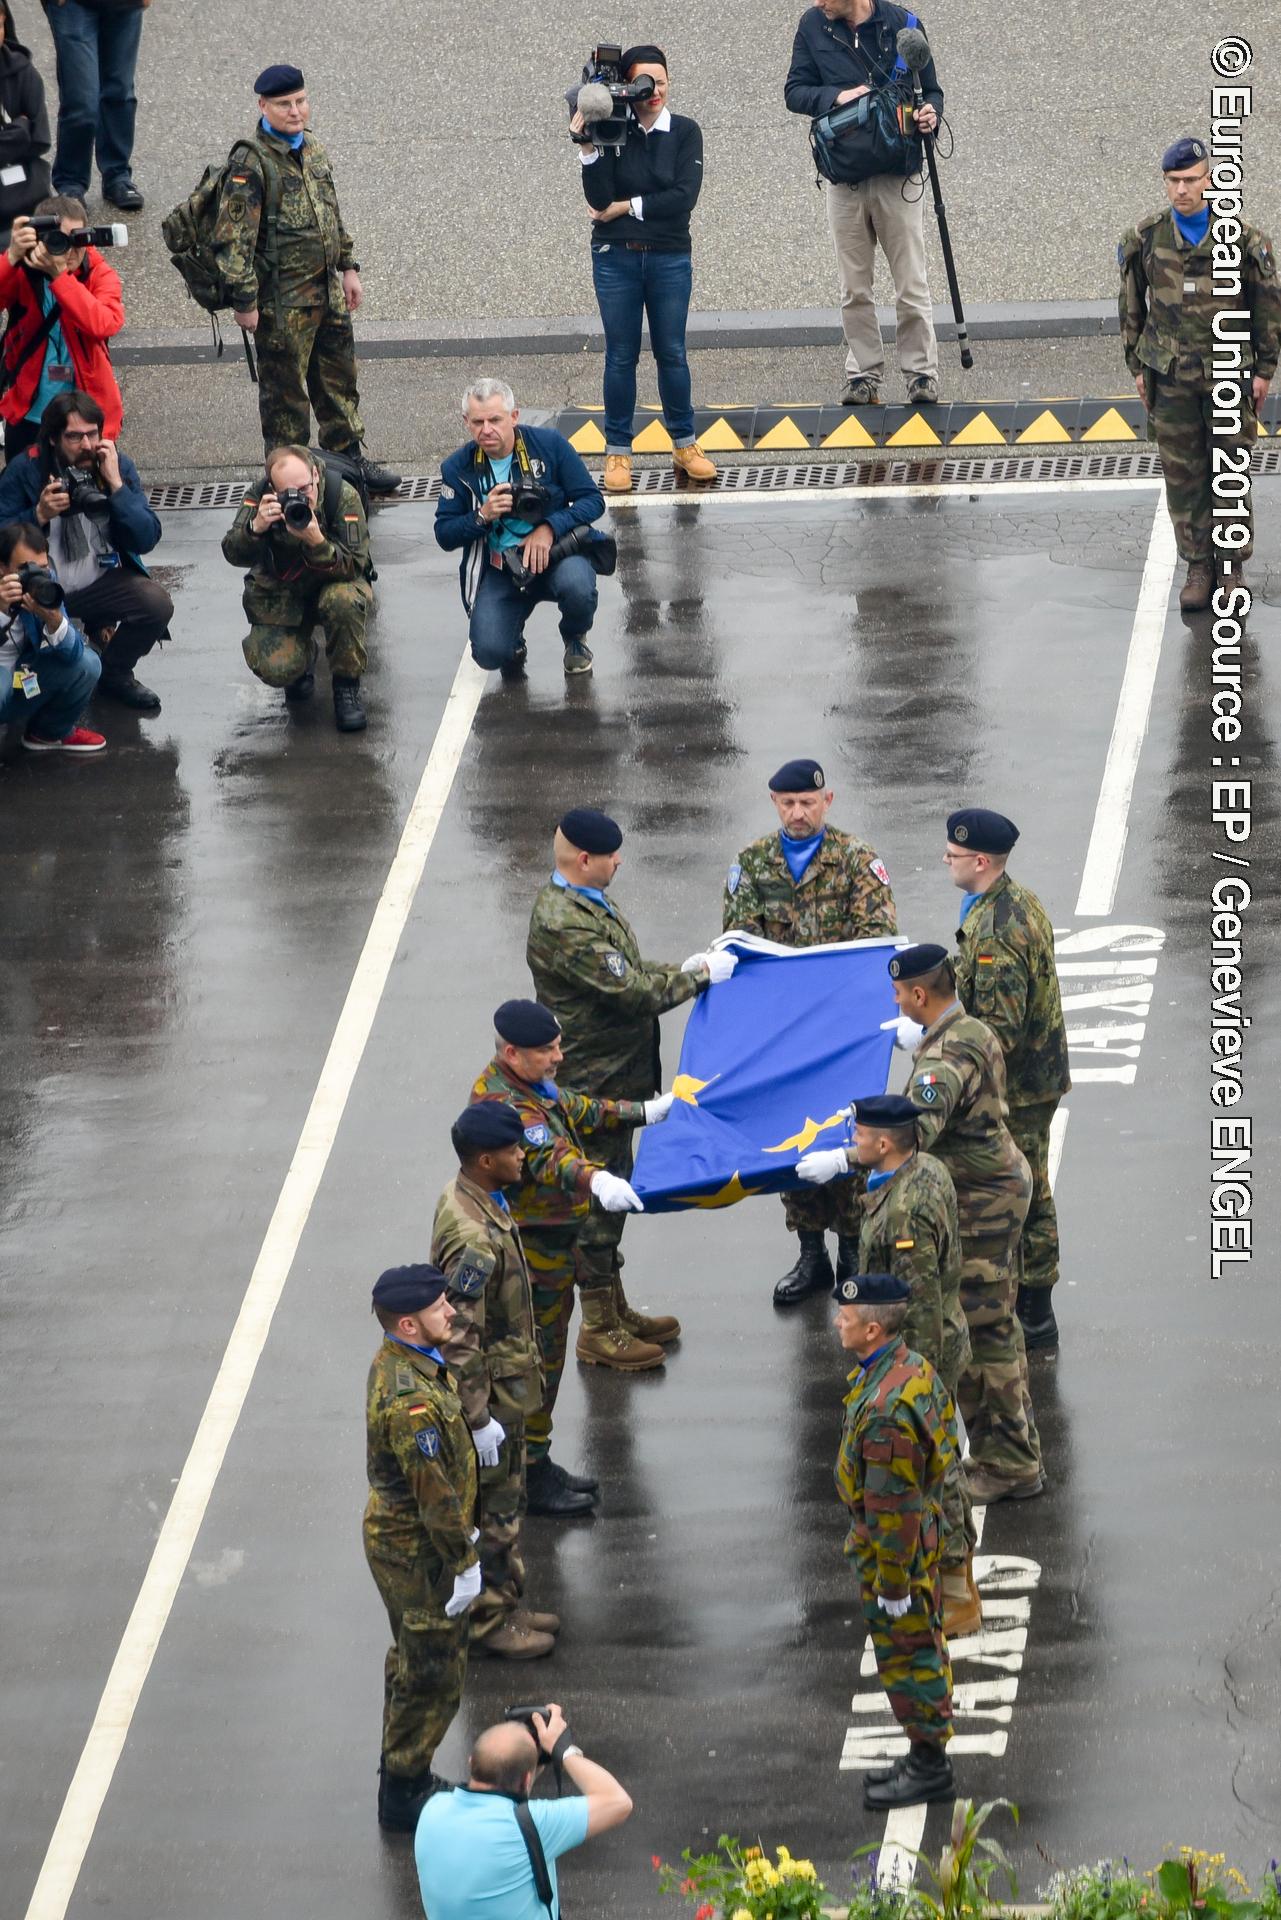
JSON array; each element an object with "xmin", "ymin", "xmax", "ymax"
[
  {"xmin": 578, "ymin": 81, "xmax": 616, "ymax": 122},
  {"xmin": 895, "ymin": 26, "xmax": 932, "ymax": 69}
]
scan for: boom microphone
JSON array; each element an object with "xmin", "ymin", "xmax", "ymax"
[
  {"xmin": 895, "ymin": 26, "xmax": 932, "ymax": 70},
  {"xmin": 577, "ymin": 80, "xmax": 616, "ymax": 123},
  {"xmin": 893, "ymin": 27, "xmax": 974, "ymax": 371}
]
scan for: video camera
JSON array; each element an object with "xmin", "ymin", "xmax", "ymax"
[
  {"xmin": 27, "ymin": 214, "xmax": 128, "ymax": 255},
  {"xmin": 568, "ymin": 43, "xmax": 655, "ymax": 149}
]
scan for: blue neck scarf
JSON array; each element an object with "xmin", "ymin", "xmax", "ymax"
[
  {"xmin": 489, "ymin": 1190, "xmax": 510, "ymax": 1212},
  {"xmin": 1172, "ymin": 205, "xmax": 1210, "ymax": 247},
  {"xmin": 551, "ymin": 869, "xmax": 614, "ymax": 915},
  {"xmin": 390, "ymin": 1335, "xmax": 445, "ymax": 1365},
  {"xmin": 866, "ymin": 1164, "xmax": 902, "ymax": 1193},
  {"xmin": 533, "ymin": 1079, "xmax": 559, "ymax": 1100},
  {"xmin": 959, "ymin": 890, "xmax": 983, "ymax": 926},
  {"xmin": 780, "ymin": 826, "xmax": 825, "ymax": 884},
  {"xmin": 857, "ymin": 1341, "xmax": 894, "ymax": 1372},
  {"xmin": 261, "ymin": 116, "xmax": 305, "ymax": 151}
]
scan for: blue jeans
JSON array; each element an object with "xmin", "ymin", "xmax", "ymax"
[
  {"xmin": 0, "ymin": 641, "xmax": 100, "ymax": 737},
  {"xmin": 45, "ymin": 0, "xmax": 143, "ymax": 193},
  {"xmin": 468, "ymin": 553, "xmax": 598, "ymax": 669},
  {"xmin": 591, "ymin": 245, "xmax": 695, "ymax": 454}
]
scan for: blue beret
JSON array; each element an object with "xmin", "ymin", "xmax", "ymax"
[
  {"xmin": 560, "ymin": 807, "xmax": 622, "ymax": 855},
  {"xmin": 888, "ymin": 942, "xmax": 950, "ymax": 981},
  {"xmin": 452, "ymin": 1104, "xmax": 526, "ymax": 1152},
  {"xmin": 835, "ymin": 1272, "xmax": 911, "ymax": 1307},
  {"xmin": 768, "ymin": 758, "xmax": 825, "ymax": 793},
  {"xmin": 372, "ymin": 1264, "xmax": 448, "ymax": 1313},
  {"xmin": 494, "ymin": 998, "xmax": 561, "ymax": 1046},
  {"xmin": 255, "ymin": 64, "xmax": 305, "ymax": 97},
  {"xmin": 1162, "ymin": 136, "xmax": 1207, "ymax": 173},
  {"xmin": 852, "ymin": 1094, "xmax": 920, "ymax": 1129},
  {"xmin": 947, "ymin": 808, "xmax": 1019, "ymax": 855}
]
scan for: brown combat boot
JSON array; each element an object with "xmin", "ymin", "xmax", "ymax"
[
  {"xmin": 575, "ymin": 1286, "xmax": 665, "ymax": 1370},
  {"xmin": 964, "ymin": 1463, "xmax": 1043, "ymax": 1505},
  {"xmin": 940, "ymin": 1556, "xmax": 983, "ymax": 1640},
  {"xmin": 614, "ymin": 1278, "xmax": 681, "ymax": 1345},
  {"xmin": 512, "ymin": 1607, "xmax": 561, "ymax": 1635},
  {"xmin": 1179, "ymin": 560, "xmax": 1213, "ymax": 611},
  {"xmin": 475, "ymin": 1619, "xmax": 556, "ymax": 1660}
]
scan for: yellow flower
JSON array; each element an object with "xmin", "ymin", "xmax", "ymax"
[
  {"xmin": 745, "ymin": 1846, "xmax": 764, "ymax": 1861},
  {"xmin": 732, "ymin": 1910, "xmax": 753, "ymax": 1920},
  {"xmin": 777, "ymin": 1847, "xmax": 792, "ymax": 1861}
]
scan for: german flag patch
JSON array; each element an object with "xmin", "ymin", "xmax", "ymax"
[{"xmin": 895, "ymin": 1238, "xmax": 915, "ymax": 1249}]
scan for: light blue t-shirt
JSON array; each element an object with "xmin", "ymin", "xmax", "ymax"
[
  {"xmin": 484, "ymin": 452, "xmax": 534, "ymax": 555},
  {"xmin": 416, "ymin": 1788, "xmax": 590, "ymax": 1920}
]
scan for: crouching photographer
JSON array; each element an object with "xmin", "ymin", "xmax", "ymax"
[
  {"xmin": 415, "ymin": 1702, "xmax": 632, "ymax": 1920},
  {"xmin": 0, "ymin": 517, "xmax": 104, "ymax": 752},
  {"xmin": 435, "ymin": 378, "xmax": 612, "ymax": 685},
  {"xmin": 0, "ymin": 387, "xmax": 171, "ymax": 711}
]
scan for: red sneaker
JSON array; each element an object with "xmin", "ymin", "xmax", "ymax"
[{"xmin": 22, "ymin": 724, "xmax": 106, "ymax": 754}]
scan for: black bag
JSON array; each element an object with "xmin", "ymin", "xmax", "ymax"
[
  {"xmin": 809, "ymin": 13, "xmax": 923, "ymax": 186},
  {"xmin": 501, "ymin": 524, "xmax": 616, "ymax": 593},
  {"xmin": 308, "ymin": 443, "xmax": 370, "ymax": 517}
]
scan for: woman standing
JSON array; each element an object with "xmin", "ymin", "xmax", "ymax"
[{"xmin": 0, "ymin": 4, "xmax": 51, "ymax": 244}]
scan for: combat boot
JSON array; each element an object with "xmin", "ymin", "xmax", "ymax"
[
  {"xmin": 284, "ymin": 667, "xmax": 315, "ymax": 703},
  {"xmin": 525, "ymin": 1456, "xmax": 597, "ymax": 1518},
  {"xmin": 475, "ymin": 1619, "xmax": 556, "ymax": 1660},
  {"xmin": 377, "ymin": 1759, "xmax": 454, "ymax": 1832},
  {"xmin": 1016, "ymin": 1284, "xmax": 1059, "ymax": 1352},
  {"xmin": 1179, "ymin": 560, "xmax": 1213, "ymax": 611},
  {"xmin": 512, "ymin": 1606, "xmax": 561, "ymax": 1634},
  {"xmin": 941, "ymin": 1556, "xmax": 983, "ymax": 1640},
  {"xmin": 772, "ymin": 1231, "xmax": 834, "ymax": 1308},
  {"xmin": 575, "ymin": 1286, "xmax": 665, "ymax": 1370},
  {"xmin": 964, "ymin": 1462, "xmax": 1043, "ymax": 1505},
  {"xmin": 862, "ymin": 1742, "xmax": 953, "ymax": 1810},
  {"xmin": 614, "ymin": 1278, "xmax": 681, "ymax": 1345},
  {"xmin": 546, "ymin": 1457, "xmax": 598, "ymax": 1494},
  {"xmin": 333, "ymin": 676, "xmax": 367, "ymax": 732},
  {"xmin": 834, "ymin": 1236, "xmax": 859, "ymax": 1284}
]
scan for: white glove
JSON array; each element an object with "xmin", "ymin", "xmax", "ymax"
[
  {"xmin": 796, "ymin": 1147, "xmax": 850, "ymax": 1185},
  {"xmin": 590, "ymin": 1169, "xmax": 645, "ymax": 1213},
  {"xmin": 445, "ymin": 1561, "xmax": 483, "ymax": 1618},
  {"xmin": 471, "ymin": 1416, "xmax": 506, "ymax": 1468},
  {"xmin": 643, "ymin": 1091, "xmax": 675, "ymax": 1124},
  {"xmin": 878, "ymin": 1592, "xmax": 912, "ymax": 1619},
  {"xmin": 881, "ymin": 1015, "xmax": 925, "ymax": 1052},
  {"xmin": 682, "ymin": 949, "xmax": 738, "ymax": 984}
]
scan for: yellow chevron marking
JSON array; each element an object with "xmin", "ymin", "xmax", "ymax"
[
  {"xmin": 1081, "ymin": 406, "xmax": 1138, "ymax": 442},
  {"xmin": 820, "ymin": 414, "xmax": 877, "ymax": 448},
  {"xmin": 631, "ymin": 418, "xmax": 674, "ymax": 452},
  {"xmin": 696, "ymin": 416, "xmax": 746, "ymax": 451},
  {"xmin": 754, "ymin": 416, "xmax": 812, "ymax": 450},
  {"xmin": 1015, "ymin": 409, "xmax": 1072, "ymax": 444},
  {"xmin": 885, "ymin": 412, "xmax": 942, "ymax": 448},
  {"xmin": 568, "ymin": 420, "xmax": 607, "ymax": 453},
  {"xmin": 949, "ymin": 409, "xmax": 1007, "ymax": 446}
]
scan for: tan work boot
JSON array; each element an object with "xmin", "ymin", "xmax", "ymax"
[
  {"xmin": 575, "ymin": 1286, "xmax": 665, "ymax": 1370},
  {"xmin": 512, "ymin": 1607, "xmax": 561, "ymax": 1635},
  {"xmin": 964, "ymin": 1463, "xmax": 1043, "ymax": 1505},
  {"xmin": 614, "ymin": 1279, "xmax": 681, "ymax": 1345},
  {"xmin": 476, "ymin": 1619, "xmax": 556, "ymax": 1660},
  {"xmin": 1179, "ymin": 560, "xmax": 1213, "ymax": 611},
  {"xmin": 940, "ymin": 1557, "xmax": 983, "ymax": 1640},
  {"xmin": 672, "ymin": 442, "xmax": 717, "ymax": 482},
  {"xmin": 603, "ymin": 454, "xmax": 633, "ymax": 493}
]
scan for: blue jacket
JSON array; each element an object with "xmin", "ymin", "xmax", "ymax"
[
  {"xmin": 785, "ymin": 2, "xmax": 943, "ymax": 121},
  {"xmin": 435, "ymin": 425, "xmax": 605, "ymax": 612},
  {"xmin": 0, "ymin": 444, "xmax": 161, "ymax": 573},
  {"xmin": 4, "ymin": 601, "xmax": 90, "ymax": 671}
]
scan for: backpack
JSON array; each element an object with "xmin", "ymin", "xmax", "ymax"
[
  {"xmin": 160, "ymin": 139, "xmax": 281, "ymax": 318},
  {"xmin": 310, "ymin": 444, "xmax": 371, "ymax": 519}
]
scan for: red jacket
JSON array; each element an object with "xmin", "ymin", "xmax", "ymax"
[{"xmin": 0, "ymin": 248, "xmax": 124, "ymax": 436}]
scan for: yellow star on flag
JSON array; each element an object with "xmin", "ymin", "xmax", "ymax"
[{"xmin": 761, "ymin": 1110, "xmax": 849, "ymax": 1154}]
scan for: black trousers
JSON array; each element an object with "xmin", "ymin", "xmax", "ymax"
[{"xmin": 64, "ymin": 567, "xmax": 174, "ymax": 675}]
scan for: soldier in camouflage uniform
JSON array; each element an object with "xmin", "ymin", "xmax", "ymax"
[
  {"xmin": 527, "ymin": 808, "xmax": 737, "ymax": 1360},
  {"xmin": 363, "ymin": 1265, "xmax": 480, "ymax": 1832},
  {"xmin": 212, "ymin": 64, "xmax": 398, "ymax": 492},
  {"xmin": 432, "ymin": 1104, "xmax": 561, "ymax": 1662},
  {"xmin": 946, "ymin": 808, "xmax": 1070, "ymax": 1353},
  {"xmin": 1119, "ymin": 134, "xmax": 1280, "ymax": 611},
  {"xmin": 221, "ymin": 443, "xmax": 374, "ymax": 730},
  {"xmin": 469, "ymin": 998, "xmax": 671, "ymax": 1517},
  {"xmin": 834, "ymin": 1272, "xmax": 957, "ymax": 1812},
  {"xmin": 722, "ymin": 757, "xmax": 897, "ymax": 1306},
  {"xmin": 886, "ymin": 944, "xmax": 1042, "ymax": 1507}
]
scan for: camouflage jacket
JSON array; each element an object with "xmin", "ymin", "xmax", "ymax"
[
  {"xmin": 954, "ymin": 872, "xmax": 1070, "ymax": 1108},
  {"xmin": 213, "ymin": 127, "xmax": 356, "ymax": 316},
  {"xmin": 468, "ymin": 1054, "xmax": 646, "ymax": 1230},
  {"xmin": 363, "ymin": 1337, "xmax": 479, "ymax": 1575},
  {"xmin": 722, "ymin": 825, "xmax": 897, "ymax": 946},
  {"xmin": 221, "ymin": 477, "xmax": 372, "ymax": 594},
  {"xmin": 857, "ymin": 1152, "xmax": 970, "ymax": 1390},
  {"xmin": 431, "ymin": 1174, "xmax": 543, "ymax": 1428},
  {"xmin": 904, "ymin": 1004, "xmax": 1030, "ymax": 1222},
  {"xmin": 835, "ymin": 1338, "xmax": 956, "ymax": 1600},
  {"xmin": 1118, "ymin": 206, "xmax": 1280, "ymax": 381},
  {"xmin": 526, "ymin": 878, "xmax": 703, "ymax": 1100}
]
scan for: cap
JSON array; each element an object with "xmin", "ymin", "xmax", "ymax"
[
  {"xmin": 852, "ymin": 1094, "xmax": 920, "ymax": 1129},
  {"xmin": 1162, "ymin": 135, "xmax": 1207, "ymax": 173},
  {"xmin": 888, "ymin": 943, "xmax": 950, "ymax": 981},
  {"xmin": 834, "ymin": 1272, "xmax": 911, "ymax": 1306},
  {"xmin": 255, "ymin": 63, "xmax": 305, "ymax": 97},
  {"xmin": 559, "ymin": 807, "xmax": 623, "ymax": 855},
  {"xmin": 372, "ymin": 1264, "xmax": 448, "ymax": 1313},
  {"xmin": 768, "ymin": 758, "xmax": 825, "ymax": 793},
  {"xmin": 452, "ymin": 1104, "xmax": 526, "ymax": 1152},
  {"xmin": 946, "ymin": 808, "xmax": 1019, "ymax": 854},
  {"xmin": 621, "ymin": 43, "xmax": 667, "ymax": 72},
  {"xmin": 494, "ymin": 999, "xmax": 561, "ymax": 1047}
]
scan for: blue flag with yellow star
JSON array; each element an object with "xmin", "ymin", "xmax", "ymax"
[{"xmin": 631, "ymin": 935, "xmax": 903, "ymax": 1211}]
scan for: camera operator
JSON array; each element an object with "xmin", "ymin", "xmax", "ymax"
[
  {"xmin": 415, "ymin": 1703, "xmax": 632, "ymax": 1920},
  {"xmin": 435, "ymin": 377, "xmax": 608, "ymax": 684},
  {"xmin": 221, "ymin": 442, "xmax": 374, "ymax": 732},
  {"xmin": 0, "ymin": 196, "xmax": 123, "ymax": 465},
  {"xmin": 0, "ymin": 516, "xmax": 104, "ymax": 751},
  {"xmin": 571, "ymin": 45, "xmax": 716, "ymax": 496},
  {"xmin": 0, "ymin": 387, "xmax": 170, "ymax": 711},
  {"xmin": 786, "ymin": 0, "xmax": 943, "ymax": 407}
]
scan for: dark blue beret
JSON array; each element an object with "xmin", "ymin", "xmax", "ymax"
[
  {"xmin": 947, "ymin": 808, "xmax": 1019, "ymax": 855},
  {"xmin": 621, "ymin": 43, "xmax": 668, "ymax": 72},
  {"xmin": 1162, "ymin": 136, "xmax": 1207, "ymax": 173},
  {"xmin": 494, "ymin": 998, "xmax": 561, "ymax": 1046},
  {"xmin": 373, "ymin": 1264, "xmax": 448, "ymax": 1313},
  {"xmin": 852, "ymin": 1094, "xmax": 920, "ymax": 1129},
  {"xmin": 835, "ymin": 1272, "xmax": 911, "ymax": 1307},
  {"xmin": 453, "ymin": 1104, "xmax": 526, "ymax": 1151},
  {"xmin": 768, "ymin": 758, "xmax": 825, "ymax": 793},
  {"xmin": 888, "ymin": 943, "xmax": 950, "ymax": 981},
  {"xmin": 560, "ymin": 807, "xmax": 622, "ymax": 855},
  {"xmin": 255, "ymin": 64, "xmax": 305, "ymax": 97}
]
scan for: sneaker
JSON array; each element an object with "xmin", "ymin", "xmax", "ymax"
[
  {"xmin": 672, "ymin": 443, "xmax": 717, "ymax": 482},
  {"xmin": 841, "ymin": 376, "xmax": 881, "ymax": 407},
  {"xmin": 562, "ymin": 638, "xmax": 593, "ymax": 676},
  {"xmin": 603, "ymin": 454, "xmax": 633, "ymax": 493},
  {"xmin": 23, "ymin": 724, "xmax": 106, "ymax": 753},
  {"xmin": 907, "ymin": 373, "xmax": 940, "ymax": 405}
]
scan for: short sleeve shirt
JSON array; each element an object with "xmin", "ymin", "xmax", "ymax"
[{"xmin": 415, "ymin": 1787, "xmax": 591, "ymax": 1920}]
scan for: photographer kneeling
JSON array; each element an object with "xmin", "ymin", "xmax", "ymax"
[
  {"xmin": 0, "ymin": 388, "xmax": 171, "ymax": 711},
  {"xmin": 415, "ymin": 1703, "xmax": 632, "ymax": 1920},
  {"xmin": 435, "ymin": 378, "xmax": 609, "ymax": 684},
  {"xmin": 0, "ymin": 517, "xmax": 104, "ymax": 752}
]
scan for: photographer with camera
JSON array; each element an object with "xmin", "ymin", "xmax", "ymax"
[
  {"xmin": 569, "ymin": 44, "xmax": 715, "ymax": 496},
  {"xmin": 0, "ymin": 387, "xmax": 170, "ymax": 711},
  {"xmin": 0, "ymin": 196, "xmax": 123, "ymax": 465},
  {"xmin": 786, "ymin": 0, "xmax": 943, "ymax": 407},
  {"xmin": 435, "ymin": 378, "xmax": 609, "ymax": 684},
  {"xmin": 0, "ymin": 516, "xmax": 104, "ymax": 751},
  {"xmin": 416, "ymin": 1703, "xmax": 632, "ymax": 1919},
  {"xmin": 221, "ymin": 442, "xmax": 373, "ymax": 732}
]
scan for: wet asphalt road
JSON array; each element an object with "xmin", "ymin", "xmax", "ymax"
[{"xmin": 2, "ymin": 485, "xmax": 1280, "ymax": 1918}]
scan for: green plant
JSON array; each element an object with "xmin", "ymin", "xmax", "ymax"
[
  {"xmin": 655, "ymin": 1835, "xmax": 830, "ymax": 1920},
  {"xmin": 916, "ymin": 1798, "xmax": 1019, "ymax": 1920},
  {"xmin": 1153, "ymin": 1853, "xmax": 1259, "ymax": 1920},
  {"xmin": 1042, "ymin": 1859, "xmax": 1151, "ymax": 1920}
]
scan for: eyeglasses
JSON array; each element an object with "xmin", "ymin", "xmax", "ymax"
[{"xmin": 62, "ymin": 429, "xmax": 99, "ymax": 443}]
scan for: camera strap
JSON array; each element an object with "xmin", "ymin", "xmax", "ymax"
[
  {"xmin": 0, "ymin": 272, "xmax": 68, "ymax": 397},
  {"xmin": 474, "ymin": 427, "xmax": 537, "ymax": 501},
  {"xmin": 454, "ymin": 1787, "xmax": 556, "ymax": 1918}
]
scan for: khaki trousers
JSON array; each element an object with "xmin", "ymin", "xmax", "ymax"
[{"xmin": 825, "ymin": 174, "xmax": 937, "ymax": 382}]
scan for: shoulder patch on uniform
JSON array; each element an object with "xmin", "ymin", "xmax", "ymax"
[
  {"xmin": 914, "ymin": 1074, "xmax": 938, "ymax": 1105},
  {"xmin": 450, "ymin": 1254, "xmax": 492, "ymax": 1298},
  {"xmin": 414, "ymin": 1427, "xmax": 441, "ymax": 1459},
  {"xmin": 603, "ymin": 951, "xmax": 627, "ymax": 979},
  {"xmin": 524, "ymin": 1123, "xmax": 549, "ymax": 1147},
  {"xmin": 727, "ymin": 862, "xmax": 742, "ymax": 895},
  {"xmin": 869, "ymin": 856, "xmax": 891, "ymax": 886},
  {"xmin": 977, "ymin": 953, "xmax": 996, "ymax": 965},
  {"xmin": 895, "ymin": 1237, "xmax": 915, "ymax": 1249}
]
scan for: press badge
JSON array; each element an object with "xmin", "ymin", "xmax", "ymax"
[
  {"xmin": 16, "ymin": 667, "xmax": 40, "ymax": 699},
  {"xmin": 0, "ymin": 164, "xmax": 26, "ymax": 187}
]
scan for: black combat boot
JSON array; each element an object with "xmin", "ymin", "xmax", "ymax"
[
  {"xmin": 359, "ymin": 454, "xmax": 403, "ymax": 494},
  {"xmin": 862, "ymin": 1741, "xmax": 954, "ymax": 1811},
  {"xmin": 333, "ymin": 676, "xmax": 367, "ymax": 732},
  {"xmin": 525, "ymin": 1455, "xmax": 597, "ymax": 1518},
  {"xmin": 284, "ymin": 668, "xmax": 315, "ymax": 704},
  {"xmin": 546, "ymin": 1457, "xmax": 599, "ymax": 1495},
  {"xmin": 1017, "ymin": 1284, "xmax": 1059, "ymax": 1352},
  {"xmin": 835, "ymin": 1236, "xmax": 859, "ymax": 1284},
  {"xmin": 377, "ymin": 1758, "xmax": 455, "ymax": 1832},
  {"xmin": 773, "ymin": 1231, "xmax": 835, "ymax": 1308}
]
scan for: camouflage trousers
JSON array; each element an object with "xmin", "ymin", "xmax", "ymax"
[
  {"xmin": 1008, "ymin": 1099, "xmax": 1060, "ymax": 1294},
  {"xmin": 932, "ymin": 1333, "xmax": 976, "ymax": 1570},
  {"xmin": 470, "ymin": 1418, "xmax": 527, "ymax": 1641},
  {"xmin": 575, "ymin": 1124, "xmax": 633, "ymax": 1288},
  {"xmin": 255, "ymin": 303, "xmax": 365, "ymax": 455},
  {"xmin": 242, "ymin": 575, "xmax": 372, "ymax": 685},
  {"xmin": 520, "ymin": 1225, "xmax": 581, "ymax": 1463},
  {"xmin": 1149, "ymin": 370, "xmax": 1257, "ymax": 562},
  {"xmin": 956, "ymin": 1226, "xmax": 1042, "ymax": 1484},
  {"xmin": 850, "ymin": 1514, "xmax": 952, "ymax": 1745},
  {"xmin": 782, "ymin": 1179, "xmax": 863, "ymax": 1238},
  {"xmin": 363, "ymin": 1542, "xmax": 469, "ymax": 1778}
]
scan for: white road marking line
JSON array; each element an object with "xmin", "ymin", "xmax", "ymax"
[
  {"xmin": 1075, "ymin": 494, "xmax": 1179, "ymax": 916},
  {"xmin": 22, "ymin": 648, "xmax": 490, "ymax": 1920},
  {"xmin": 615, "ymin": 476, "xmax": 1162, "ymax": 511}
]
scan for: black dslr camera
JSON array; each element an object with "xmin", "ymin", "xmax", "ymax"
[
  {"xmin": 568, "ymin": 43, "xmax": 655, "ymax": 149},
  {"xmin": 16, "ymin": 562, "xmax": 65, "ymax": 609},
  {"xmin": 58, "ymin": 466, "xmax": 111, "ymax": 520},
  {"xmin": 28, "ymin": 214, "xmax": 128, "ymax": 255},
  {"xmin": 275, "ymin": 485, "xmax": 314, "ymax": 532},
  {"xmin": 508, "ymin": 478, "xmax": 550, "ymax": 522}
]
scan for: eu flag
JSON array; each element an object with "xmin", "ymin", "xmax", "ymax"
[{"xmin": 631, "ymin": 935, "xmax": 903, "ymax": 1212}]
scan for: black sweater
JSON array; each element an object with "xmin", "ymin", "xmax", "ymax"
[
  {"xmin": 785, "ymin": 1, "xmax": 943, "ymax": 122},
  {"xmin": 0, "ymin": 36, "xmax": 50, "ymax": 229},
  {"xmin": 580, "ymin": 112, "xmax": 703, "ymax": 252}
]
